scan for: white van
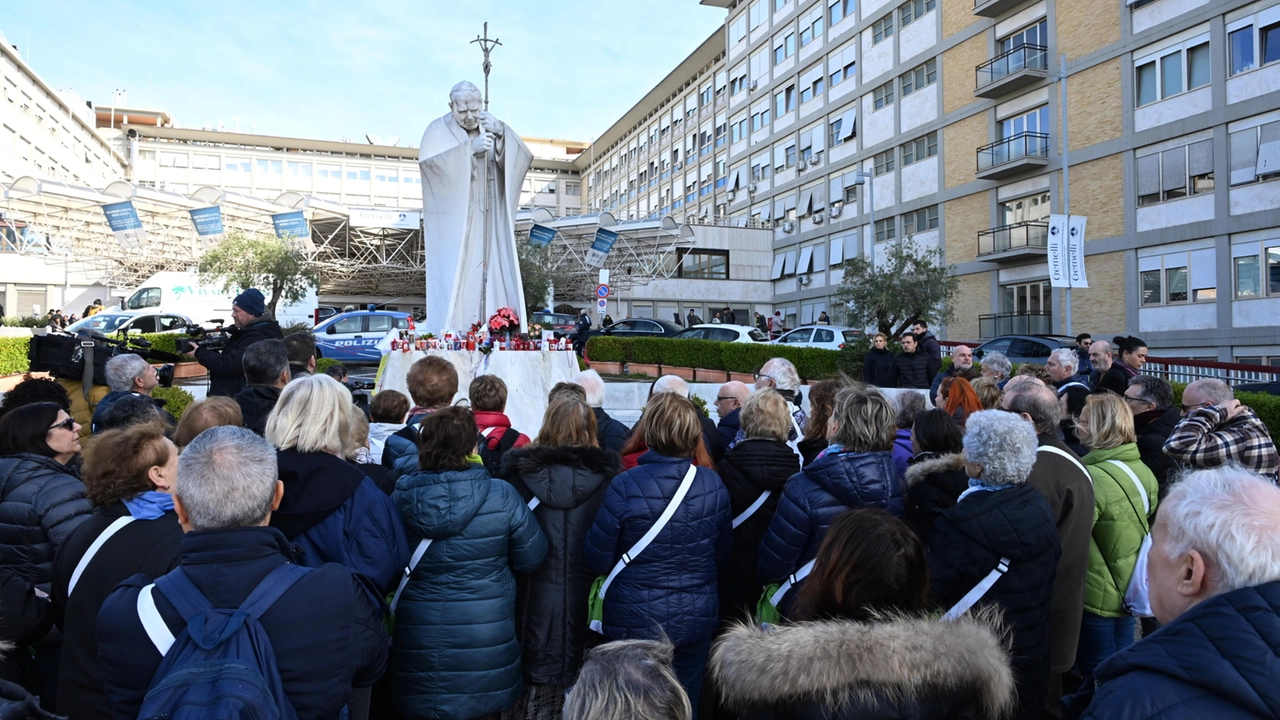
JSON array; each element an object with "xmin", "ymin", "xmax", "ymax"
[{"xmin": 122, "ymin": 271, "xmax": 318, "ymax": 329}]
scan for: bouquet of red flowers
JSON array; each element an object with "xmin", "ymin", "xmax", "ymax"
[{"xmin": 487, "ymin": 307, "xmax": 520, "ymax": 334}]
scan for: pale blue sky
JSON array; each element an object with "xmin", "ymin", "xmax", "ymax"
[{"xmin": 5, "ymin": 1, "xmax": 726, "ymax": 145}]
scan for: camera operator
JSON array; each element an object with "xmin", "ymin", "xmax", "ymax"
[
  {"xmin": 181, "ymin": 288, "xmax": 283, "ymax": 397},
  {"xmin": 91, "ymin": 354, "xmax": 175, "ymax": 433}
]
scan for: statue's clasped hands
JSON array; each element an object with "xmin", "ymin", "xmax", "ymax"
[{"xmin": 471, "ymin": 112, "xmax": 503, "ymax": 156}]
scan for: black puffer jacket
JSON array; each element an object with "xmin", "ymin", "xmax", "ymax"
[
  {"xmin": 928, "ymin": 483, "xmax": 1060, "ymax": 720},
  {"xmin": 1133, "ymin": 405, "xmax": 1182, "ymax": 497},
  {"xmin": 193, "ymin": 318, "xmax": 283, "ymax": 397},
  {"xmin": 862, "ymin": 348, "xmax": 896, "ymax": 387},
  {"xmin": 233, "ymin": 384, "xmax": 281, "ymax": 435},
  {"xmin": 710, "ymin": 613, "xmax": 1015, "ymax": 720},
  {"xmin": 592, "ymin": 407, "xmax": 632, "ymax": 455},
  {"xmin": 892, "ymin": 351, "xmax": 938, "ymax": 390},
  {"xmin": 0, "ymin": 453, "xmax": 94, "ymax": 589},
  {"xmin": 716, "ymin": 438, "xmax": 800, "ymax": 618},
  {"xmin": 902, "ymin": 453, "xmax": 969, "ymax": 544},
  {"xmin": 499, "ymin": 444, "xmax": 620, "ymax": 686}
]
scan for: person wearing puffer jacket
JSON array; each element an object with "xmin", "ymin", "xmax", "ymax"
[
  {"xmin": 1072, "ymin": 393, "xmax": 1159, "ymax": 684},
  {"xmin": 393, "ymin": 406, "xmax": 548, "ymax": 720},
  {"xmin": 584, "ymin": 392, "xmax": 732, "ymax": 716},
  {"xmin": 382, "ymin": 355, "xmax": 459, "ymax": 473},
  {"xmin": 265, "ymin": 375, "xmax": 410, "ymax": 594},
  {"xmin": 756, "ymin": 386, "xmax": 904, "ymax": 616},
  {"xmin": 901, "ymin": 409, "xmax": 967, "ymax": 543},
  {"xmin": 497, "ymin": 398, "xmax": 621, "ymax": 718}
]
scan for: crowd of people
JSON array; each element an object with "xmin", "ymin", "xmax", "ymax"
[{"xmin": 0, "ymin": 316, "xmax": 1278, "ymax": 720}]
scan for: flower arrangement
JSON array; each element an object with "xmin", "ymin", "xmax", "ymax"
[
  {"xmin": 487, "ymin": 307, "xmax": 520, "ymax": 334},
  {"xmin": 529, "ymin": 323, "xmax": 544, "ymax": 335}
]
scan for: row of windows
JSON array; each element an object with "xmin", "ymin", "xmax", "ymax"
[{"xmin": 872, "ymin": 59, "xmax": 937, "ymax": 111}]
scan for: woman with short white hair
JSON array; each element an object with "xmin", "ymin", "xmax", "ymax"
[
  {"xmin": 981, "ymin": 351, "xmax": 1013, "ymax": 385},
  {"xmin": 265, "ymin": 374, "xmax": 410, "ymax": 593},
  {"xmin": 927, "ymin": 410, "xmax": 1060, "ymax": 720}
]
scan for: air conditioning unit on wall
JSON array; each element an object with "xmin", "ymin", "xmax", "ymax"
[
  {"xmin": 783, "ymin": 221, "xmax": 795, "ymax": 233},
  {"xmin": 813, "ymin": 212, "xmax": 825, "ymax": 224}
]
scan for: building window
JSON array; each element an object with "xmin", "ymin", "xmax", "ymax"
[
  {"xmin": 701, "ymin": 86, "xmax": 713, "ymax": 107},
  {"xmin": 1229, "ymin": 18, "xmax": 1280, "ymax": 76},
  {"xmin": 1141, "ymin": 248, "xmax": 1216, "ymax": 304},
  {"xmin": 1233, "ymin": 243, "xmax": 1280, "ymax": 299},
  {"xmin": 801, "ymin": 65, "xmax": 826, "ymax": 103},
  {"xmin": 873, "ymin": 149, "xmax": 896, "ymax": 176},
  {"xmin": 731, "ymin": 66, "xmax": 748, "ymax": 95},
  {"xmin": 902, "ymin": 205, "xmax": 939, "ymax": 234},
  {"xmin": 800, "ymin": 6, "xmax": 825, "ymax": 47},
  {"xmin": 731, "ymin": 115, "xmax": 748, "ymax": 143},
  {"xmin": 875, "ymin": 217, "xmax": 897, "ymax": 242},
  {"xmin": 1001, "ymin": 19, "xmax": 1046, "ymax": 54},
  {"xmin": 749, "ymin": 0, "xmax": 766, "ymax": 29},
  {"xmin": 829, "ymin": 0, "xmax": 854, "ymax": 25},
  {"xmin": 786, "ymin": 144, "xmax": 797, "ymax": 167},
  {"xmin": 1001, "ymin": 106, "xmax": 1049, "ymax": 139},
  {"xmin": 751, "ymin": 151, "xmax": 772, "ymax": 180},
  {"xmin": 872, "ymin": 14, "xmax": 894, "ymax": 44},
  {"xmin": 1135, "ymin": 37, "xmax": 1210, "ymax": 106},
  {"xmin": 829, "ymin": 45, "xmax": 857, "ymax": 86},
  {"xmin": 751, "ymin": 106, "xmax": 772, "ymax": 131},
  {"xmin": 899, "ymin": 59, "xmax": 937, "ymax": 97},
  {"xmin": 775, "ymin": 0, "xmax": 787, "ymax": 10},
  {"xmin": 900, "ymin": 131, "xmax": 938, "ymax": 166},
  {"xmin": 873, "ymin": 81, "xmax": 895, "ymax": 110},
  {"xmin": 730, "ymin": 15, "xmax": 748, "ymax": 46},
  {"xmin": 1227, "ymin": 120, "xmax": 1280, "ymax": 186},
  {"xmin": 1001, "ymin": 192, "xmax": 1051, "ymax": 225},
  {"xmin": 829, "ymin": 111, "xmax": 856, "ymax": 146},
  {"xmin": 898, "ymin": 0, "xmax": 936, "ymax": 28},
  {"xmin": 1136, "ymin": 140, "xmax": 1213, "ymax": 206},
  {"xmin": 679, "ymin": 249, "xmax": 730, "ymax": 279},
  {"xmin": 774, "ymin": 84, "xmax": 797, "ymax": 116}
]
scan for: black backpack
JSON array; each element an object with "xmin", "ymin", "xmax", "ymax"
[{"xmin": 477, "ymin": 427, "xmax": 520, "ymax": 475}]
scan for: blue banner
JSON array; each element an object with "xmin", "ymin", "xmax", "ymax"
[
  {"xmin": 102, "ymin": 201, "xmax": 147, "ymax": 249},
  {"xmin": 528, "ymin": 223, "xmax": 557, "ymax": 248},
  {"xmin": 585, "ymin": 228, "xmax": 619, "ymax": 268},
  {"xmin": 272, "ymin": 211, "xmax": 310, "ymax": 241},
  {"xmin": 189, "ymin": 206, "xmax": 224, "ymax": 248}
]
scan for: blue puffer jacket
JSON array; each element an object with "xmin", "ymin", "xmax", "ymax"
[
  {"xmin": 583, "ymin": 452, "xmax": 732, "ymax": 647},
  {"xmin": 269, "ymin": 450, "xmax": 410, "ymax": 594},
  {"xmin": 1075, "ymin": 580, "xmax": 1280, "ymax": 719},
  {"xmin": 756, "ymin": 449, "xmax": 903, "ymax": 589},
  {"xmin": 392, "ymin": 464, "xmax": 547, "ymax": 720}
]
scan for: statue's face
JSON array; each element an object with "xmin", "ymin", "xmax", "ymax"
[{"xmin": 450, "ymin": 93, "xmax": 483, "ymax": 131}]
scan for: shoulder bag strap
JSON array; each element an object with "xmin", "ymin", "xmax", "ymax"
[
  {"xmin": 238, "ymin": 564, "xmax": 310, "ymax": 620},
  {"xmin": 731, "ymin": 491, "xmax": 772, "ymax": 529},
  {"xmin": 1037, "ymin": 444, "xmax": 1092, "ymax": 484},
  {"xmin": 599, "ymin": 463, "xmax": 698, "ymax": 598},
  {"xmin": 68, "ymin": 515, "xmax": 136, "ymax": 597},
  {"xmin": 787, "ymin": 416, "xmax": 804, "ymax": 468},
  {"xmin": 768, "ymin": 558, "xmax": 816, "ymax": 608},
  {"xmin": 389, "ymin": 538, "xmax": 433, "ymax": 612},
  {"xmin": 137, "ymin": 584, "xmax": 176, "ymax": 656},
  {"xmin": 942, "ymin": 557, "xmax": 1012, "ymax": 621},
  {"xmin": 1106, "ymin": 459, "xmax": 1151, "ymax": 528}
]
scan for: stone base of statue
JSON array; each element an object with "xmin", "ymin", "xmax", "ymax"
[{"xmin": 375, "ymin": 349, "xmax": 580, "ymax": 437}]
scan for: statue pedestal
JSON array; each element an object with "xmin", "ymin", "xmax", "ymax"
[{"xmin": 375, "ymin": 349, "xmax": 580, "ymax": 438}]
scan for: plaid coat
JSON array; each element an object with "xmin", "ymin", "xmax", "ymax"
[{"xmin": 1163, "ymin": 406, "xmax": 1279, "ymax": 480}]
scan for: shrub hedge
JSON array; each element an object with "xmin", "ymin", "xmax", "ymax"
[
  {"xmin": 0, "ymin": 337, "xmax": 31, "ymax": 375},
  {"xmin": 153, "ymin": 386, "xmax": 195, "ymax": 420},
  {"xmin": 315, "ymin": 357, "xmax": 342, "ymax": 375},
  {"xmin": 586, "ymin": 336, "xmax": 840, "ymax": 381}
]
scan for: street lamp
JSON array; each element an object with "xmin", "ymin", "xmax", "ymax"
[{"xmin": 852, "ymin": 170, "xmax": 874, "ymax": 254}]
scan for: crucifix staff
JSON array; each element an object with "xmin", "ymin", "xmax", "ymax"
[{"xmin": 471, "ymin": 23, "xmax": 502, "ymax": 325}]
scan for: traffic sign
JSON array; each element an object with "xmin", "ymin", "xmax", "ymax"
[
  {"xmin": 597, "ymin": 298, "xmax": 608, "ymax": 315},
  {"xmin": 595, "ymin": 284, "xmax": 611, "ymax": 299}
]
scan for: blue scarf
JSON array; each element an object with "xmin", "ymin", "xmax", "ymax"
[
  {"xmin": 814, "ymin": 442, "xmax": 847, "ymax": 462},
  {"xmin": 956, "ymin": 477, "xmax": 1012, "ymax": 503},
  {"xmin": 123, "ymin": 491, "xmax": 175, "ymax": 520}
]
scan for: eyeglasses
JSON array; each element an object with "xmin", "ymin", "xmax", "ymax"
[
  {"xmin": 48, "ymin": 418, "xmax": 76, "ymax": 432},
  {"xmin": 1123, "ymin": 395, "xmax": 1150, "ymax": 405},
  {"xmin": 753, "ymin": 373, "xmax": 773, "ymax": 382},
  {"xmin": 715, "ymin": 396, "xmax": 738, "ymax": 403}
]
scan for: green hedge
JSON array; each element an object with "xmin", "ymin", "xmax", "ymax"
[
  {"xmin": 0, "ymin": 337, "xmax": 31, "ymax": 375},
  {"xmin": 315, "ymin": 357, "xmax": 342, "ymax": 375},
  {"xmin": 586, "ymin": 337, "xmax": 841, "ymax": 380},
  {"xmin": 153, "ymin": 386, "xmax": 195, "ymax": 420}
]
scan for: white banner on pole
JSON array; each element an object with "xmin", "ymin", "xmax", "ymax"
[
  {"xmin": 1067, "ymin": 215, "xmax": 1089, "ymax": 288},
  {"xmin": 1047, "ymin": 214, "xmax": 1070, "ymax": 288}
]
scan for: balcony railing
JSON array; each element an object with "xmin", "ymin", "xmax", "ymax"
[
  {"xmin": 976, "ymin": 44, "xmax": 1049, "ymax": 97},
  {"xmin": 979, "ymin": 312, "xmax": 1052, "ymax": 338},
  {"xmin": 978, "ymin": 220, "xmax": 1049, "ymax": 257},
  {"xmin": 976, "ymin": 132, "xmax": 1050, "ymax": 178}
]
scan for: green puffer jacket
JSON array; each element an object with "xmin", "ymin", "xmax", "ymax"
[{"xmin": 1082, "ymin": 443, "xmax": 1159, "ymax": 618}]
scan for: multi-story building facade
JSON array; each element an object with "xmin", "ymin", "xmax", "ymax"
[{"xmin": 582, "ymin": 0, "xmax": 1280, "ymax": 362}]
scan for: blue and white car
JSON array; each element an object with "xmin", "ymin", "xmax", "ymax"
[{"xmin": 314, "ymin": 311, "xmax": 411, "ymax": 363}]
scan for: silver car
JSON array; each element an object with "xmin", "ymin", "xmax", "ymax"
[{"xmin": 772, "ymin": 325, "xmax": 865, "ymax": 351}]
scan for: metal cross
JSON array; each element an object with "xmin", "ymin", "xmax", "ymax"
[{"xmin": 470, "ymin": 22, "xmax": 501, "ymax": 111}]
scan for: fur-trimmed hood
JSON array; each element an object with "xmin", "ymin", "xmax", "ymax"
[
  {"xmin": 710, "ymin": 612, "xmax": 1015, "ymax": 719},
  {"xmin": 903, "ymin": 453, "xmax": 966, "ymax": 490},
  {"xmin": 499, "ymin": 444, "xmax": 621, "ymax": 510}
]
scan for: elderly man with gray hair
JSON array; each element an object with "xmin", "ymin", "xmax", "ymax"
[
  {"xmin": 573, "ymin": 369, "xmax": 631, "ymax": 453},
  {"xmin": 1075, "ymin": 466, "xmax": 1280, "ymax": 718},
  {"xmin": 927, "ymin": 409, "xmax": 1060, "ymax": 720},
  {"xmin": 742, "ymin": 357, "xmax": 807, "ymax": 447},
  {"xmin": 563, "ymin": 639, "xmax": 691, "ymax": 720},
  {"xmin": 1164, "ymin": 378, "xmax": 1278, "ymax": 481},
  {"xmin": 95, "ymin": 426, "xmax": 388, "ymax": 719},
  {"xmin": 91, "ymin": 353, "xmax": 169, "ymax": 433}
]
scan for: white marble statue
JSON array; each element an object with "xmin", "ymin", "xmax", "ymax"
[{"xmin": 419, "ymin": 81, "xmax": 532, "ymax": 333}]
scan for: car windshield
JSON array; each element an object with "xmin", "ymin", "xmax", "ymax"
[
  {"xmin": 747, "ymin": 329, "xmax": 768, "ymax": 342},
  {"xmin": 67, "ymin": 314, "xmax": 132, "ymax": 334}
]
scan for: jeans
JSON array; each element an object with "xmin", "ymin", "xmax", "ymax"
[
  {"xmin": 671, "ymin": 637, "xmax": 713, "ymax": 719},
  {"xmin": 1076, "ymin": 612, "xmax": 1135, "ymax": 681}
]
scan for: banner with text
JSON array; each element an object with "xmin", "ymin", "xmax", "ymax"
[
  {"xmin": 585, "ymin": 228, "xmax": 619, "ymax": 268},
  {"xmin": 1047, "ymin": 214, "xmax": 1070, "ymax": 288},
  {"xmin": 102, "ymin": 201, "xmax": 148, "ymax": 250},
  {"xmin": 189, "ymin": 206, "xmax": 225, "ymax": 249},
  {"xmin": 1067, "ymin": 215, "xmax": 1089, "ymax": 288},
  {"xmin": 528, "ymin": 223, "xmax": 557, "ymax": 248},
  {"xmin": 348, "ymin": 208, "xmax": 422, "ymax": 230}
]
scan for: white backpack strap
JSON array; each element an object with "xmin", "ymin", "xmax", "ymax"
[
  {"xmin": 1057, "ymin": 382, "xmax": 1090, "ymax": 394},
  {"xmin": 528, "ymin": 497, "xmax": 541, "ymax": 511},
  {"xmin": 389, "ymin": 538, "xmax": 433, "ymax": 612},
  {"xmin": 769, "ymin": 558, "xmax": 816, "ymax": 607},
  {"xmin": 599, "ymin": 463, "xmax": 698, "ymax": 598},
  {"xmin": 731, "ymin": 491, "xmax": 771, "ymax": 529},
  {"xmin": 69, "ymin": 515, "xmax": 136, "ymax": 597},
  {"xmin": 136, "ymin": 584, "xmax": 176, "ymax": 656},
  {"xmin": 1038, "ymin": 444, "xmax": 1092, "ymax": 485},
  {"xmin": 942, "ymin": 557, "xmax": 1011, "ymax": 621},
  {"xmin": 1107, "ymin": 460, "xmax": 1150, "ymax": 517},
  {"xmin": 786, "ymin": 416, "xmax": 804, "ymax": 468}
]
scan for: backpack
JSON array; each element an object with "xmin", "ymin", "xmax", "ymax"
[
  {"xmin": 477, "ymin": 426, "xmax": 520, "ymax": 475},
  {"xmin": 135, "ymin": 564, "xmax": 308, "ymax": 720}
]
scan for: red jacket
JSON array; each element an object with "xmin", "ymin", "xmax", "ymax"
[{"xmin": 473, "ymin": 410, "xmax": 531, "ymax": 450}]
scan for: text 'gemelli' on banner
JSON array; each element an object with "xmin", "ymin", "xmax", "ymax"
[{"xmin": 1048, "ymin": 214, "xmax": 1090, "ymax": 289}]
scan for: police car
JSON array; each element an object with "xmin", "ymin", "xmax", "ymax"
[{"xmin": 314, "ymin": 311, "xmax": 411, "ymax": 363}]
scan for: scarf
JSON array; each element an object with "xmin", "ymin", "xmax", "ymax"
[
  {"xmin": 123, "ymin": 490, "xmax": 175, "ymax": 520},
  {"xmin": 956, "ymin": 477, "xmax": 1012, "ymax": 503}
]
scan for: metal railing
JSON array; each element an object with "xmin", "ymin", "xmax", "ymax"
[
  {"xmin": 1142, "ymin": 357, "xmax": 1280, "ymax": 386},
  {"xmin": 978, "ymin": 220, "xmax": 1049, "ymax": 256},
  {"xmin": 976, "ymin": 44, "xmax": 1049, "ymax": 88},
  {"xmin": 978, "ymin": 312, "xmax": 1052, "ymax": 337},
  {"xmin": 977, "ymin": 132, "xmax": 1050, "ymax": 172}
]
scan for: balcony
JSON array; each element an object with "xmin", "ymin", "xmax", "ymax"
[
  {"xmin": 976, "ymin": 132, "xmax": 1050, "ymax": 180},
  {"xmin": 979, "ymin": 312, "xmax": 1052, "ymax": 338},
  {"xmin": 975, "ymin": 45, "xmax": 1049, "ymax": 98},
  {"xmin": 973, "ymin": 0, "xmax": 1030, "ymax": 17},
  {"xmin": 978, "ymin": 220, "xmax": 1049, "ymax": 261}
]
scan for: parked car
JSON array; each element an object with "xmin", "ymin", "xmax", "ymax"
[
  {"xmin": 529, "ymin": 311, "xmax": 578, "ymax": 338},
  {"xmin": 314, "ymin": 306, "xmax": 339, "ymax": 323},
  {"xmin": 66, "ymin": 311, "xmax": 193, "ymax": 336},
  {"xmin": 772, "ymin": 325, "xmax": 865, "ymax": 351},
  {"xmin": 671, "ymin": 324, "xmax": 769, "ymax": 343},
  {"xmin": 314, "ymin": 310, "xmax": 411, "ymax": 363},
  {"xmin": 598, "ymin": 318, "xmax": 685, "ymax": 339},
  {"xmin": 973, "ymin": 334, "xmax": 1076, "ymax": 365}
]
